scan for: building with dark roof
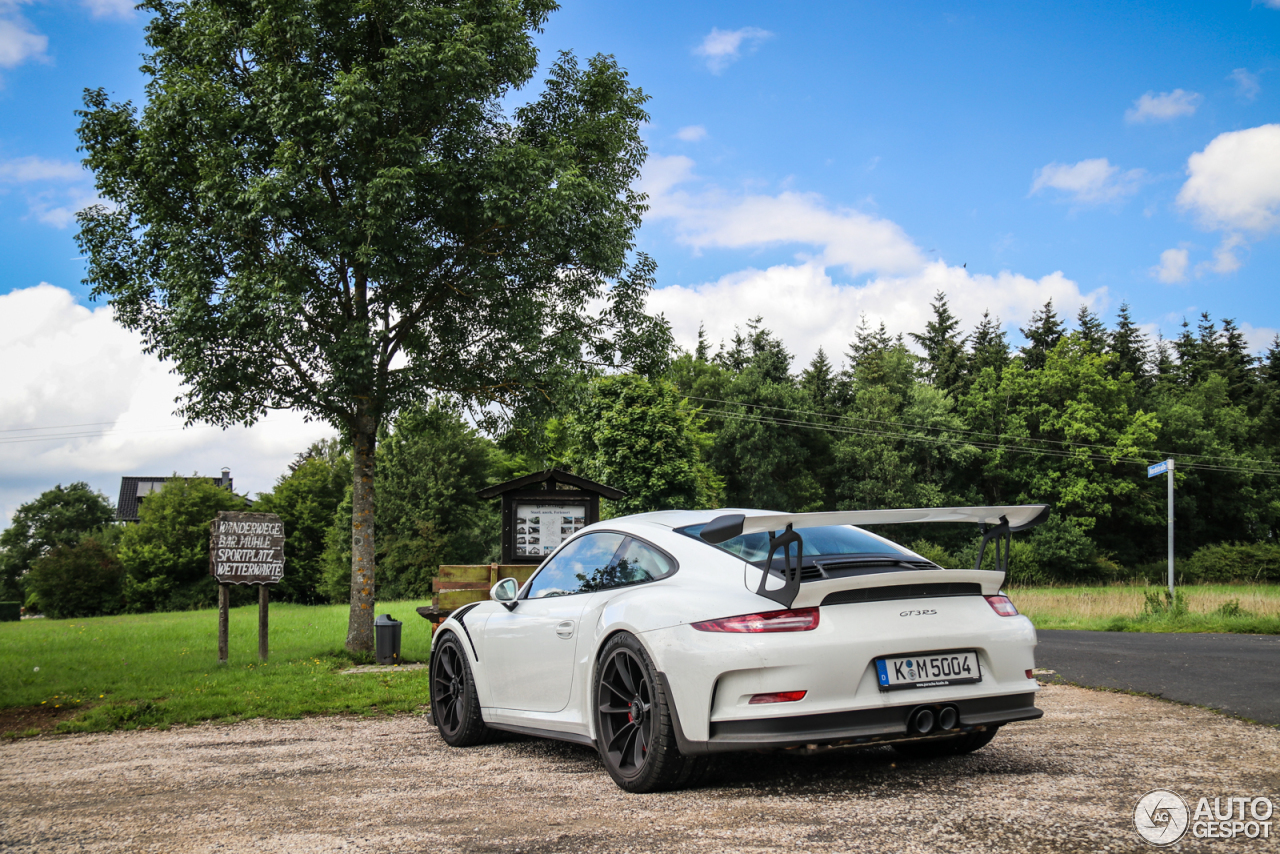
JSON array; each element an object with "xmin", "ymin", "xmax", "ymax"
[{"xmin": 115, "ymin": 468, "xmax": 235, "ymax": 523}]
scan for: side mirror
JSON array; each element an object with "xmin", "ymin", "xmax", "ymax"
[{"xmin": 491, "ymin": 577, "xmax": 518, "ymax": 609}]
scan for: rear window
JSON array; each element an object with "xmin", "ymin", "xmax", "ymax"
[{"xmin": 678, "ymin": 523, "xmax": 914, "ymax": 563}]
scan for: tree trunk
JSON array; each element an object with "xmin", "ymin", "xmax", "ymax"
[{"xmin": 346, "ymin": 413, "xmax": 377, "ymax": 653}]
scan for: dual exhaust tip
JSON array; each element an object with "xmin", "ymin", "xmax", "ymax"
[{"xmin": 908, "ymin": 704, "xmax": 959, "ymax": 735}]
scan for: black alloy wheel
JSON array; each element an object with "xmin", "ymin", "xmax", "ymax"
[
  {"xmin": 592, "ymin": 632, "xmax": 709, "ymax": 793},
  {"xmin": 597, "ymin": 646, "xmax": 655, "ymax": 778},
  {"xmin": 430, "ymin": 633, "xmax": 492, "ymax": 747}
]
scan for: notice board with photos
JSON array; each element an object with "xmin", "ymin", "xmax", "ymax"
[{"xmin": 476, "ymin": 469, "xmax": 627, "ymax": 564}]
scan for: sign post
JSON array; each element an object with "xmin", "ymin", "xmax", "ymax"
[
  {"xmin": 210, "ymin": 511, "xmax": 285, "ymax": 663},
  {"xmin": 1147, "ymin": 459, "xmax": 1175, "ymax": 597}
]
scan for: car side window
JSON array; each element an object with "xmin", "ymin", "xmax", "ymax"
[
  {"xmin": 611, "ymin": 538, "xmax": 676, "ymax": 587},
  {"xmin": 526, "ymin": 533, "xmax": 626, "ymax": 599}
]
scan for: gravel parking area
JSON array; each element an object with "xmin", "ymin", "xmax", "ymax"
[{"xmin": 1, "ymin": 684, "xmax": 1277, "ymax": 853}]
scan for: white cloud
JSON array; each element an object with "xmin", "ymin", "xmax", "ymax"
[
  {"xmin": 0, "ymin": 284, "xmax": 334, "ymax": 528},
  {"xmin": 674, "ymin": 125, "xmax": 707, "ymax": 142},
  {"xmin": 26, "ymin": 186, "xmax": 103, "ymax": 228},
  {"xmin": 1229, "ymin": 68, "xmax": 1261, "ymax": 101},
  {"xmin": 1177, "ymin": 124, "xmax": 1280, "ymax": 233},
  {"xmin": 81, "ymin": 0, "xmax": 134, "ymax": 17},
  {"xmin": 641, "ymin": 154, "xmax": 923, "ymax": 276},
  {"xmin": 1125, "ymin": 89, "xmax": 1202, "ymax": 123},
  {"xmin": 0, "ymin": 15, "xmax": 46, "ymax": 68},
  {"xmin": 0, "ymin": 156, "xmax": 83, "ymax": 182},
  {"xmin": 1199, "ymin": 233, "xmax": 1247, "ymax": 275},
  {"xmin": 1255, "ymin": 0, "xmax": 1280, "ymax": 9},
  {"xmin": 693, "ymin": 26, "xmax": 772, "ymax": 73},
  {"xmin": 1239, "ymin": 321, "xmax": 1279, "ymax": 354},
  {"xmin": 648, "ymin": 261, "xmax": 1102, "ymax": 369},
  {"xmin": 638, "ymin": 153, "xmax": 1102, "ymax": 367},
  {"xmin": 1029, "ymin": 158, "xmax": 1145, "ymax": 205},
  {"xmin": 0, "ymin": 155, "xmax": 101, "ymax": 228},
  {"xmin": 1151, "ymin": 247, "xmax": 1189, "ymax": 283}
]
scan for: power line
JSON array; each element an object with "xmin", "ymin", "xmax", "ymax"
[
  {"xmin": 0, "ymin": 419, "xmax": 288, "ymax": 447},
  {"xmin": 688, "ymin": 394, "xmax": 1280, "ymax": 472},
  {"xmin": 697, "ymin": 405, "xmax": 1280, "ymax": 477},
  {"xmin": 0, "ymin": 420, "xmax": 120, "ymax": 434}
]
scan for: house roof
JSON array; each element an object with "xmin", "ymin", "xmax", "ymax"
[
  {"xmin": 475, "ymin": 468, "xmax": 626, "ymax": 501},
  {"xmin": 115, "ymin": 474, "xmax": 235, "ymax": 522}
]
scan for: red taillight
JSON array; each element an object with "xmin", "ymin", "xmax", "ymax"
[
  {"xmin": 691, "ymin": 607, "xmax": 820, "ymax": 633},
  {"xmin": 985, "ymin": 595, "xmax": 1019, "ymax": 617},
  {"xmin": 749, "ymin": 690, "xmax": 807, "ymax": 705}
]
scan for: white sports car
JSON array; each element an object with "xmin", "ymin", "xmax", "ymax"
[{"xmin": 429, "ymin": 505, "xmax": 1048, "ymax": 792}]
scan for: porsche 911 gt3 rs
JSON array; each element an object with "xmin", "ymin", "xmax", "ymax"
[{"xmin": 429, "ymin": 505, "xmax": 1048, "ymax": 792}]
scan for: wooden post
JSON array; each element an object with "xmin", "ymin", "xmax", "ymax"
[
  {"xmin": 218, "ymin": 583, "xmax": 229, "ymax": 664},
  {"xmin": 258, "ymin": 584, "xmax": 269, "ymax": 662}
]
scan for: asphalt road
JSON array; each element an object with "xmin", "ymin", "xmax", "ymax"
[{"xmin": 1036, "ymin": 629, "xmax": 1280, "ymax": 727}]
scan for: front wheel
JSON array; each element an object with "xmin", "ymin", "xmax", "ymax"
[
  {"xmin": 891, "ymin": 726, "xmax": 1000, "ymax": 758},
  {"xmin": 593, "ymin": 632, "xmax": 708, "ymax": 793},
  {"xmin": 431, "ymin": 632, "xmax": 493, "ymax": 747}
]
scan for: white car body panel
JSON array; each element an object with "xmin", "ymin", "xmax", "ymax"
[{"xmin": 432, "ymin": 506, "xmax": 1046, "ymax": 754}]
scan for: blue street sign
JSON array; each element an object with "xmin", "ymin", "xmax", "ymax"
[{"xmin": 1148, "ymin": 460, "xmax": 1170, "ymax": 478}]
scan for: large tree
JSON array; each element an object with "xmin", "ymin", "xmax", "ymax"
[
  {"xmin": 566, "ymin": 374, "xmax": 722, "ymax": 515},
  {"xmin": 0, "ymin": 483, "xmax": 115, "ymax": 601},
  {"xmin": 76, "ymin": 0, "xmax": 669, "ymax": 650}
]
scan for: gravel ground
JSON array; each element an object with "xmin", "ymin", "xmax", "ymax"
[{"xmin": 1, "ymin": 684, "xmax": 1277, "ymax": 854}]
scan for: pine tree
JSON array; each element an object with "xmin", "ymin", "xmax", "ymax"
[
  {"xmin": 800, "ymin": 347, "xmax": 836, "ymax": 410},
  {"xmin": 1107, "ymin": 302, "xmax": 1149, "ymax": 383},
  {"xmin": 1076, "ymin": 304, "xmax": 1107, "ymax": 355},
  {"xmin": 909, "ymin": 291, "xmax": 968, "ymax": 394},
  {"xmin": 694, "ymin": 322, "xmax": 711, "ymax": 363},
  {"xmin": 1173, "ymin": 318, "xmax": 1200, "ymax": 385},
  {"xmin": 1153, "ymin": 333, "xmax": 1177, "ymax": 382},
  {"xmin": 1019, "ymin": 299, "xmax": 1065, "ymax": 371},
  {"xmin": 968, "ymin": 310, "xmax": 1010, "ymax": 378},
  {"xmin": 844, "ymin": 315, "xmax": 894, "ymax": 383},
  {"xmin": 1219, "ymin": 318, "xmax": 1256, "ymax": 405}
]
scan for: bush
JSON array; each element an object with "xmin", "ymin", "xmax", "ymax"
[
  {"xmin": 24, "ymin": 534, "xmax": 125, "ymax": 619},
  {"xmin": 117, "ymin": 476, "xmax": 247, "ymax": 612},
  {"xmin": 955, "ymin": 514, "xmax": 1103, "ymax": 586},
  {"xmin": 1185, "ymin": 541, "xmax": 1280, "ymax": 584},
  {"xmin": 1142, "ymin": 587, "xmax": 1187, "ymax": 618},
  {"xmin": 907, "ymin": 539, "xmax": 955, "ymax": 568}
]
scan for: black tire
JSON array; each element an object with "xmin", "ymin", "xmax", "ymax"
[
  {"xmin": 430, "ymin": 632, "xmax": 493, "ymax": 747},
  {"xmin": 593, "ymin": 632, "xmax": 709, "ymax": 793},
  {"xmin": 891, "ymin": 726, "xmax": 1000, "ymax": 758}
]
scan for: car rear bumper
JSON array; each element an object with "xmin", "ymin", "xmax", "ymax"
[{"xmin": 657, "ymin": 673, "xmax": 1041, "ymax": 755}]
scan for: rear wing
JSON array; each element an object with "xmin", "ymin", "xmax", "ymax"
[{"xmin": 699, "ymin": 504, "xmax": 1051, "ymax": 608}]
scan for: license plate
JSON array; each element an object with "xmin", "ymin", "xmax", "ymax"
[{"xmin": 875, "ymin": 651, "xmax": 981, "ymax": 691}]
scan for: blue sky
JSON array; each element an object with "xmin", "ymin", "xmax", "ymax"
[{"xmin": 2, "ymin": 0, "xmax": 1280, "ymax": 521}]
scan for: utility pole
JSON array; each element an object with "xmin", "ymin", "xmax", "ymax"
[{"xmin": 1148, "ymin": 459, "xmax": 1175, "ymax": 597}]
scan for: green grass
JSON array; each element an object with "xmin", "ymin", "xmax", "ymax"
[
  {"xmin": 0, "ymin": 600, "xmax": 437, "ymax": 736},
  {"xmin": 1011, "ymin": 584, "xmax": 1280, "ymax": 633},
  {"xmin": 7, "ymin": 584, "xmax": 1276, "ymax": 738}
]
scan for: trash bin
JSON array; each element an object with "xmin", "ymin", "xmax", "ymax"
[{"xmin": 374, "ymin": 614, "xmax": 402, "ymax": 666}]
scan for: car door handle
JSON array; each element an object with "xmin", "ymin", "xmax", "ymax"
[{"xmin": 556, "ymin": 620, "xmax": 575, "ymax": 639}]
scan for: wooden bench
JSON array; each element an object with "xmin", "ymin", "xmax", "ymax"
[{"xmin": 416, "ymin": 564, "xmax": 537, "ymax": 630}]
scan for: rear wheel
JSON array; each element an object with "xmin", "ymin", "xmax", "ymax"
[
  {"xmin": 431, "ymin": 633, "xmax": 493, "ymax": 747},
  {"xmin": 593, "ymin": 632, "xmax": 708, "ymax": 793},
  {"xmin": 892, "ymin": 726, "xmax": 1000, "ymax": 758}
]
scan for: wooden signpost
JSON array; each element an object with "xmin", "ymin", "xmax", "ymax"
[{"xmin": 209, "ymin": 511, "xmax": 284, "ymax": 664}]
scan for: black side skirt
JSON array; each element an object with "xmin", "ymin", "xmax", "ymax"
[{"xmin": 485, "ymin": 721, "xmax": 596, "ymax": 749}]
